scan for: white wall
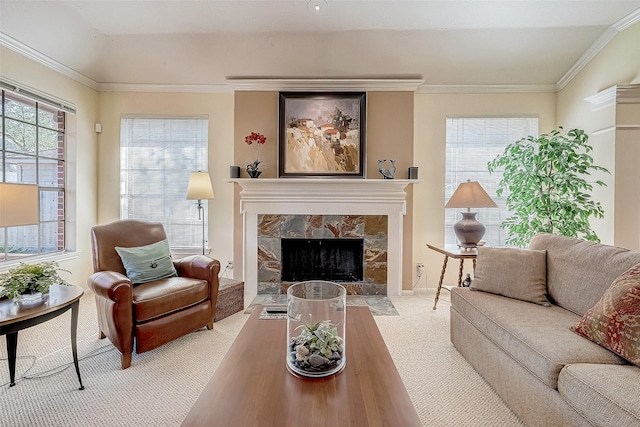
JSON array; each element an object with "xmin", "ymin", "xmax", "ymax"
[{"xmin": 557, "ymin": 21, "xmax": 640, "ymax": 248}]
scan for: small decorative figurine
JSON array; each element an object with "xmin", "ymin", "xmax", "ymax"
[
  {"xmin": 378, "ymin": 159, "xmax": 396, "ymax": 179},
  {"xmin": 462, "ymin": 273, "xmax": 472, "ymax": 287}
]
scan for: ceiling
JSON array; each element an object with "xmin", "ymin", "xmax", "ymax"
[{"xmin": 1, "ymin": 1, "xmax": 640, "ymax": 92}]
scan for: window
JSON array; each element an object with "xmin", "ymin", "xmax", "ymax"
[
  {"xmin": 1, "ymin": 90, "xmax": 67, "ymax": 261},
  {"xmin": 445, "ymin": 117, "xmax": 539, "ymax": 247},
  {"xmin": 120, "ymin": 117, "xmax": 209, "ymax": 251}
]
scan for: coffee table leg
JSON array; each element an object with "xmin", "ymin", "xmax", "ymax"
[
  {"xmin": 458, "ymin": 259, "xmax": 465, "ymax": 286},
  {"xmin": 433, "ymin": 255, "xmax": 449, "ymax": 310},
  {"xmin": 6, "ymin": 332, "xmax": 18, "ymax": 387},
  {"xmin": 70, "ymin": 301, "xmax": 85, "ymax": 390}
]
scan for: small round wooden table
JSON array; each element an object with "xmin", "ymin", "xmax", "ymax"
[{"xmin": 0, "ymin": 284, "xmax": 85, "ymax": 389}]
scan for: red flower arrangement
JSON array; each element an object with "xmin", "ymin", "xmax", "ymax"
[
  {"xmin": 245, "ymin": 132, "xmax": 267, "ymax": 176},
  {"xmin": 245, "ymin": 132, "xmax": 267, "ymax": 146}
]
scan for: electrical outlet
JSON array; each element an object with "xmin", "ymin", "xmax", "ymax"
[
  {"xmin": 227, "ymin": 261, "xmax": 234, "ymax": 269},
  {"xmin": 417, "ymin": 263, "xmax": 425, "ymax": 276}
]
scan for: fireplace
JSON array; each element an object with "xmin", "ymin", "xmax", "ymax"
[
  {"xmin": 232, "ymin": 178, "xmax": 413, "ymax": 297},
  {"xmin": 281, "ymin": 238, "xmax": 365, "ymax": 282},
  {"xmin": 257, "ymin": 214, "xmax": 387, "ymax": 295}
]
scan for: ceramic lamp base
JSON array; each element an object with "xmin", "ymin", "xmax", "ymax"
[{"xmin": 453, "ymin": 211, "xmax": 485, "ymax": 248}]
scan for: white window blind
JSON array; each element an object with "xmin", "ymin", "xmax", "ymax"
[
  {"xmin": 445, "ymin": 117, "xmax": 539, "ymax": 247},
  {"xmin": 120, "ymin": 117, "xmax": 209, "ymax": 250}
]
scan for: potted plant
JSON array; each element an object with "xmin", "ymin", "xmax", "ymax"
[
  {"xmin": 0, "ymin": 261, "xmax": 71, "ymax": 300},
  {"xmin": 288, "ymin": 320, "xmax": 344, "ymax": 375},
  {"xmin": 487, "ymin": 127, "xmax": 609, "ymax": 248},
  {"xmin": 245, "ymin": 131, "xmax": 266, "ymax": 178}
]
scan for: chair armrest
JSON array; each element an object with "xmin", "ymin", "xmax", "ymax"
[
  {"xmin": 87, "ymin": 271, "xmax": 134, "ymax": 357},
  {"xmin": 174, "ymin": 255, "xmax": 220, "ymax": 283},
  {"xmin": 87, "ymin": 271, "xmax": 133, "ymax": 302},
  {"xmin": 174, "ymin": 255, "xmax": 221, "ymax": 301}
]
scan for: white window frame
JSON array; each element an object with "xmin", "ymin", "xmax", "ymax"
[{"xmin": 1, "ymin": 85, "xmax": 69, "ymax": 263}]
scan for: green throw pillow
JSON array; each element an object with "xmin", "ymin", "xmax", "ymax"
[{"xmin": 115, "ymin": 239, "xmax": 177, "ymax": 284}]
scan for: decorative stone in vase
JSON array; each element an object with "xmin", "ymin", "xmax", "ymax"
[{"xmin": 286, "ymin": 281, "xmax": 346, "ymax": 379}]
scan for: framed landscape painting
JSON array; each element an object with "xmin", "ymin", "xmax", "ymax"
[{"xmin": 278, "ymin": 92, "xmax": 366, "ymax": 178}]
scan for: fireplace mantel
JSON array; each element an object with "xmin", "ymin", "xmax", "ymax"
[{"xmin": 229, "ymin": 179, "xmax": 419, "ymax": 297}]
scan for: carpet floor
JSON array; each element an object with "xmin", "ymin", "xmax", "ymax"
[{"xmin": 0, "ymin": 288, "xmax": 524, "ymax": 426}]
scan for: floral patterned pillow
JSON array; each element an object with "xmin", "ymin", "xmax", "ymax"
[{"xmin": 571, "ymin": 263, "xmax": 640, "ymax": 366}]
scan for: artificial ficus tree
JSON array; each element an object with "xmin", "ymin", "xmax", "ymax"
[{"xmin": 487, "ymin": 127, "xmax": 609, "ymax": 248}]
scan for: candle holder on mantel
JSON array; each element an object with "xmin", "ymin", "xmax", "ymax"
[{"xmin": 286, "ymin": 281, "xmax": 346, "ymax": 379}]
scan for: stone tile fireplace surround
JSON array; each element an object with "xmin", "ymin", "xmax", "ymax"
[
  {"xmin": 257, "ymin": 214, "xmax": 388, "ymax": 295},
  {"xmin": 231, "ymin": 179, "xmax": 413, "ymax": 298}
]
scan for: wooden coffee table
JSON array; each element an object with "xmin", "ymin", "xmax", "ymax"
[{"xmin": 182, "ymin": 306, "xmax": 421, "ymax": 426}]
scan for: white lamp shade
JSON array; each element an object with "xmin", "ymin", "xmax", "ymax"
[
  {"xmin": 445, "ymin": 180, "xmax": 497, "ymax": 209},
  {"xmin": 0, "ymin": 183, "xmax": 39, "ymax": 227},
  {"xmin": 186, "ymin": 172, "xmax": 214, "ymax": 200}
]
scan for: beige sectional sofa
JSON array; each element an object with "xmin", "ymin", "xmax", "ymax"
[{"xmin": 450, "ymin": 233, "xmax": 640, "ymax": 426}]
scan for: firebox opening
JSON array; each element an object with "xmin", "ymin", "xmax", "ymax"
[{"xmin": 281, "ymin": 238, "xmax": 364, "ymax": 282}]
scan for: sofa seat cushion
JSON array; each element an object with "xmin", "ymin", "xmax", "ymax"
[
  {"xmin": 133, "ymin": 276, "xmax": 209, "ymax": 322},
  {"xmin": 558, "ymin": 363, "xmax": 640, "ymax": 427},
  {"xmin": 451, "ymin": 287, "xmax": 627, "ymax": 389}
]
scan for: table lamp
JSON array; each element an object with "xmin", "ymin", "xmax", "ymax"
[
  {"xmin": 186, "ymin": 172, "xmax": 214, "ymax": 255},
  {"xmin": 0, "ymin": 183, "xmax": 39, "ymax": 227},
  {"xmin": 445, "ymin": 180, "xmax": 497, "ymax": 248}
]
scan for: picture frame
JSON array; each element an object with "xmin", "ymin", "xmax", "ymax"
[{"xmin": 278, "ymin": 92, "xmax": 366, "ymax": 178}]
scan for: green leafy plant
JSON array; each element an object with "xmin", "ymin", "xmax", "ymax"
[
  {"xmin": 487, "ymin": 127, "xmax": 609, "ymax": 248},
  {"xmin": 295, "ymin": 320, "xmax": 343, "ymax": 359},
  {"xmin": 289, "ymin": 320, "xmax": 344, "ymax": 373},
  {"xmin": 0, "ymin": 261, "xmax": 71, "ymax": 299}
]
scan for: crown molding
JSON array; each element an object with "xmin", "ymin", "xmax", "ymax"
[
  {"xmin": 557, "ymin": 8, "xmax": 640, "ymax": 90},
  {"xmin": 585, "ymin": 85, "xmax": 640, "ymax": 111},
  {"xmin": 616, "ymin": 85, "xmax": 640, "ymax": 104},
  {"xmin": 613, "ymin": 7, "xmax": 640, "ymax": 31},
  {"xmin": 584, "ymin": 85, "xmax": 618, "ymax": 111},
  {"xmin": 98, "ymin": 83, "xmax": 232, "ymax": 93},
  {"xmin": 415, "ymin": 84, "xmax": 557, "ymax": 94},
  {"xmin": 0, "ymin": 32, "xmax": 99, "ymax": 91},
  {"xmin": 225, "ymin": 78, "xmax": 424, "ymax": 92},
  {"xmin": 556, "ymin": 27, "xmax": 618, "ymax": 91}
]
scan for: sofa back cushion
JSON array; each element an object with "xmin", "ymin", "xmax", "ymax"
[
  {"xmin": 470, "ymin": 247, "xmax": 550, "ymax": 306},
  {"xmin": 529, "ymin": 233, "xmax": 640, "ymax": 315}
]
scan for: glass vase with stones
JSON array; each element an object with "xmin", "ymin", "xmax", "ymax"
[{"xmin": 287, "ymin": 281, "xmax": 346, "ymax": 379}]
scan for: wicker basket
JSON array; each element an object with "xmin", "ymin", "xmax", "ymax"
[{"xmin": 214, "ymin": 278, "xmax": 244, "ymax": 322}]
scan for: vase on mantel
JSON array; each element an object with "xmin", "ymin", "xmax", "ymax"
[{"xmin": 247, "ymin": 170, "xmax": 262, "ymax": 179}]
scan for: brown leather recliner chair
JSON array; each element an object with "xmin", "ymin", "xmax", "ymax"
[{"xmin": 87, "ymin": 220, "xmax": 220, "ymax": 369}]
